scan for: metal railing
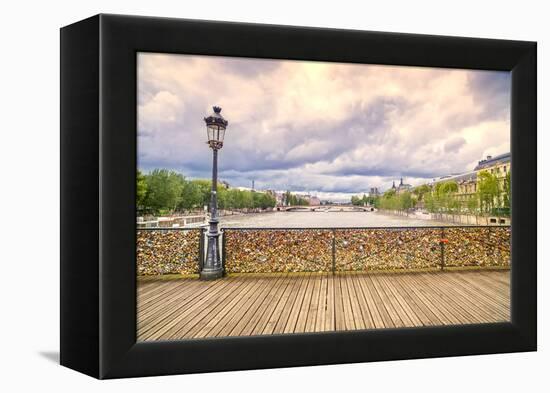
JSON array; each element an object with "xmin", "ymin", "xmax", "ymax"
[
  {"xmin": 136, "ymin": 228, "xmax": 204, "ymax": 275},
  {"xmin": 136, "ymin": 225, "xmax": 511, "ymax": 275},
  {"xmin": 222, "ymin": 226, "xmax": 511, "ymax": 273}
]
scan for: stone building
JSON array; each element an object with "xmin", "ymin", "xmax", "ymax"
[
  {"xmin": 392, "ymin": 177, "xmax": 412, "ymax": 194},
  {"xmin": 427, "ymin": 152, "xmax": 511, "ymax": 202},
  {"xmin": 369, "ymin": 187, "xmax": 381, "ymax": 197},
  {"xmin": 474, "ymin": 152, "xmax": 511, "ymax": 190}
]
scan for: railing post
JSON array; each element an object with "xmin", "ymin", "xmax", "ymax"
[
  {"xmin": 440, "ymin": 227, "xmax": 445, "ymax": 271},
  {"xmin": 221, "ymin": 229, "xmax": 227, "ymax": 275},
  {"xmin": 487, "ymin": 226, "xmax": 493, "ymax": 265},
  {"xmin": 332, "ymin": 229, "xmax": 336, "ymax": 275},
  {"xmin": 198, "ymin": 228, "xmax": 205, "ymax": 272}
]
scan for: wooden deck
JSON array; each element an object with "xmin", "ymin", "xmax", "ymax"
[{"xmin": 137, "ymin": 270, "xmax": 510, "ymax": 341}]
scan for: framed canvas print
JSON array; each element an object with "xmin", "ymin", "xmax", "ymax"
[{"xmin": 60, "ymin": 14, "xmax": 537, "ymax": 379}]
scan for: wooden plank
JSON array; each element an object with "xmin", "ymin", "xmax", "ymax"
[
  {"xmin": 454, "ymin": 274, "xmax": 509, "ymax": 320},
  {"xmin": 348, "ymin": 273, "xmax": 376, "ymax": 329},
  {"xmin": 314, "ymin": 273, "xmax": 329, "ymax": 332},
  {"xmin": 362, "ymin": 274, "xmax": 395, "ymax": 328},
  {"xmin": 465, "ymin": 272, "xmax": 510, "ymax": 301},
  {"xmin": 251, "ymin": 274, "xmax": 294, "ymax": 335},
  {"xmin": 229, "ymin": 275, "xmax": 286, "ymax": 337},
  {"xmin": 273, "ymin": 273, "xmax": 307, "ymax": 334},
  {"xmin": 263, "ymin": 274, "xmax": 303, "ymax": 335},
  {"xmin": 135, "ymin": 270, "xmax": 511, "ymax": 340},
  {"xmin": 137, "ymin": 279, "xmax": 181, "ymax": 300},
  {"xmin": 212, "ymin": 275, "xmax": 275, "ymax": 337},
  {"xmin": 405, "ymin": 273, "xmax": 469, "ymax": 325},
  {"xmin": 186, "ymin": 275, "xmax": 262, "ymax": 339},
  {"xmin": 137, "ymin": 279, "xmax": 208, "ymax": 321},
  {"xmin": 355, "ymin": 273, "xmax": 385, "ymax": 328},
  {"xmin": 324, "ymin": 273, "xmax": 336, "ymax": 331},
  {"xmin": 344, "ymin": 272, "xmax": 366, "ymax": 330},
  {"xmin": 476, "ymin": 270, "xmax": 509, "ymax": 285},
  {"xmin": 369, "ymin": 274, "xmax": 405, "ymax": 328},
  {"xmin": 241, "ymin": 274, "xmax": 288, "ymax": 336},
  {"xmin": 283, "ymin": 273, "xmax": 312, "ymax": 334},
  {"xmin": 137, "ymin": 278, "xmax": 198, "ymax": 309},
  {"xmin": 138, "ymin": 281, "xmax": 194, "ymax": 315},
  {"xmin": 153, "ymin": 276, "xmax": 250, "ymax": 340},
  {"xmin": 410, "ymin": 273, "xmax": 476, "ymax": 325},
  {"xmin": 334, "ymin": 273, "xmax": 346, "ymax": 330},
  {"xmin": 438, "ymin": 272, "xmax": 509, "ymax": 320},
  {"xmin": 391, "ymin": 273, "xmax": 443, "ymax": 326},
  {"xmin": 419, "ymin": 272, "xmax": 496, "ymax": 324},
  {"xmin": 385, "ymin": 273, "xmax": 432, "ymax": 326},
  {"xmin": 200, "ymin": 276, "xmax": 269, "ymax": 338},
  {"xmin": 304, "ymin": 274, "xmax": 322, "ymax": 333},
  {"xmin": 377, "ymin": 273, "xmax": 418, "ymax": 327},
  {"xmin": 137, "ymin": 277, "xmax": 234, "ymax": 338},
  {"xmin": 139, "ymin": 276, "xmax": 244, "ymax": 340},
  {"xmin": 340, "ymin": 273, "xmax": 357, "ymax": 330},
  {"xmin": 437, "ymin": 272, "xmax": 509, "ymax": 318},
  {"xmin": 294, "ymin": 273, "xmax": 316, "ymax": 333},
  {"xmin": 460, "ymin": 271, "xmax": 510, "ymax": 300}
]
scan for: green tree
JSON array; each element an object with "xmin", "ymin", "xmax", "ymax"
[
  {"xmin": 252, "ymin": 192, "xmax": 261, "ymax": 209},
  {"xmin": 502, "ymin": 171, "xmax": 511, "ymax": 210},
  {"xmin": 424, "ymin": 193, "xmax": 437, "ymax": 213},
  {"xmin": 399, "ymin": 191, "xmax": 415, "ymax": 210},
  {"xmin": 413, "ymin": 184, "xmax": 431, "ymax": 201},
  {"xmin": 143, "ymin": 169, "xmax": 185, "ymax": 214},
  {"xmin": 178, "ymin": 180, "xmax": 202, "ymax": 210},
  {"xmin": 283, "ymin": 190, "xmax": 292, "ymax": 206},
  {"xmin": 378, "ymin": 189, "xmax": 399, "ymax": 210},
  {"xmin": 241, "ymin": 190, "xmax": 253, "ymax": 209},
  {"xmin": 383, "ymin": 189, "xmax": 396, "ymax": 198},
  {"xmin": 436, "ymin": 180, "xmax": 458, "ymax": 196},
  {"xmin": 254, "ymin": 192, "xmax": 276, "ymax": 209},
  {"xmin": 191, "ymin": 179, "xmax": 212, "ymax": 208},
  {"xmin": 217, "ymin": 183, "xmax": 229, "ymax": 210},
  {"xmin": 136, "ymin": 170, "xmax": 148, "ymax": 209},
  {"xmin": 477, "ymin": 170, "xmax": 499, "ymax": 214},
  {"xmin": 466, "ymin": 196, "xmax": 478, "ymax": 216}
]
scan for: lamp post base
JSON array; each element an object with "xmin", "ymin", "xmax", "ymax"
[{"xmin": 200, "ymin": 267, "xmax": 223, "ymax": 280}]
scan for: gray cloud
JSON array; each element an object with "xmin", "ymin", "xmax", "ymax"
[
  {"xmin": 444, "ymin": 136, "xmax": 466, "ymax": 153},
  {"xmin": 137, "ymin": 54, "xmax": 511, "ymax": 196}
]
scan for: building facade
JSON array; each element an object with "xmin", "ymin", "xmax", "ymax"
[
  {"xmin": 392, "ymin": 178, "xmax": 413, "ymax": 195},
  {"xmin": 427, "ymin": 152, "xmax": 510, "ymax": 203}
]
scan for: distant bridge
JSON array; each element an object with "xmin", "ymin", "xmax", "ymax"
[{"xmin": 276, "ymin": 205, "xmax": 375, "ymax": 212}]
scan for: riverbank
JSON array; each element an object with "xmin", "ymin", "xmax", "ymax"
[
  {"xmin": 380, "ymin": 209, "xmax": 511, "ymax": 226},
  {"xmin": 138, "ymin": 209, "xmax": 509, "ymax": 229},
  {"xmin": 217, "ymin": 210, "xmax": 453, "ymax": 228}
]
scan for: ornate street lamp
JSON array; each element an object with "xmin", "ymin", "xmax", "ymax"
[{"xmin": 200, "ymin": 106, "xmax": 228, "ymax": 280}]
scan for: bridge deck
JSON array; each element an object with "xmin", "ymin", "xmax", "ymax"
[{"xmin": 137, "ymin": 270, "xmax": 510, "ymax": 341}]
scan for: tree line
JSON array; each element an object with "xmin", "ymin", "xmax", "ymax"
[
  {"xmin": 350, "ymin": 194, "xmax": 378, "ymax": 207},
  {"xmin": 281, "ymin": 191, "xmax": 310, "ymax": 206},
  {"xmin": 137, "ymin": 169, "xmax": 279, "ymax": 215},
  {"xmin": 350, "ymin": 170, "xmax": 511, "ymax": 216}
]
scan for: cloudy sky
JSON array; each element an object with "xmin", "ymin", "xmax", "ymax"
[{"xmin": 138, "ymin": 53, "xmax": 510, "ymax": 202}]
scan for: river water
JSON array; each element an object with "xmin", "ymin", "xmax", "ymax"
[{"xmin": 218, "ymin": 210, "xmax": 451, "ymax": 228}]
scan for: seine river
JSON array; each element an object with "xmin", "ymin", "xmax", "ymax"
[{"xmin": 218, "ymin": 210, "xmax": 451, "ymax": 228}]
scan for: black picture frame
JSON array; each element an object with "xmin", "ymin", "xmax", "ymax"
[{"xmin": 60, "ymin": 14, "xmax": 537, "ymax": 379}]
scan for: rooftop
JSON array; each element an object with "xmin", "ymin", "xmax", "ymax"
[
  {"xmin": 430, "ymin": 170, "xmax": 478, "ymax": 185},
  {"xmin": 474, "ymin": 152, "xmax": 511, "ymax": 171}
]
